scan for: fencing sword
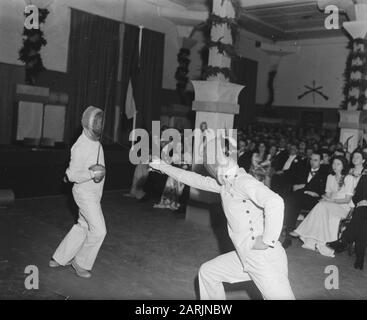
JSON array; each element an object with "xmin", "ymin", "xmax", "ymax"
[
  {"xmin": 96, "ymin": 67, "xmax": 115, "ymax": 165},
  {"xmin": 89, "ymin": 67, "xmax": 115, "ymax": 183}
]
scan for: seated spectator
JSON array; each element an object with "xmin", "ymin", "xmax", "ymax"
[
  {"xmin": 321, "ymin": 149, "xmax": 331, "ymax": 167},
  {"xmin": 305, "ymin": 146, "xmax": 314, "ymax": 161},
  {"xmin": 271, "ymin": 144, "xmax": 300, "ymax": 197},
  {"xmin": 298, "ymin": 141, "xmax": 308, "ymax": 169},
  {"xmin": 237, "ymin": 138, "xmax": 252, "ymax": 172},
  {"xmin": 349, "ymin": 148, "xmax": 366, "ymax": 188},
  {"xmin": 249, "ymin": 142, "xmax": 272, "ymax": 187},
  {"xmin": 153, "ymin": 159, "xmax": 190, "ymax": 211},
  {"xmin": 294, "ymin": 156, "xmax": 354, "ymax": 257},
  {"xmin": 271, "ymin": 138, "xmax": 289, "ymax": 172},
  {"xmin": 140, "ymin": 138, "xmax": 171, "ymax": 201},
  {"xmin": 327, "ymin": 170, "xmax": 367, "ymax": 270},
  {"xmin": 282, "ymin": 152, "xmax": 328, "ymax": 248}
]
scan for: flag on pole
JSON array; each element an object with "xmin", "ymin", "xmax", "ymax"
[
  {"xmin": 125, "ymin": 79, "xmax": 137, "ymax": 119},
  {"xmin": 138, "ymin": 25, "xmax": 144, "ymax": 69}
]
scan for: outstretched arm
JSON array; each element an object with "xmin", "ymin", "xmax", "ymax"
[
  {"xmin": 150, "ymin": 161, "xmax": 221, "ymax": 194},
  {"xmin": 235, "ymin": 175, "xmax": 284, "ymax": 247}
]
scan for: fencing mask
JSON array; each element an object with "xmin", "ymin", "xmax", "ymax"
[{"xmin": 81, "ymin": 106, "xmax": 104, "ymax": 141}]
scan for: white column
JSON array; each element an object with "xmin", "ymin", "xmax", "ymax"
[{"xmin": 186, "ymin": 0, "xmax": 244, "ymax": 226}]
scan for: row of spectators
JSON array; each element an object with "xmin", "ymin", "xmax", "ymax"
[
  {"xmin": 125, "ymin": 122, "xmax": 367, "ymax": 270},
  {"xmin": 235, "ymin": 123, "xmax": 366, "ymax": 270}
]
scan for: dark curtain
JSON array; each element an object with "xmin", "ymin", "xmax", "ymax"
[
  {"xmin": 120, "ymin": 25, "xmax": 164, "ymax": 139},
  {"xmin": 0, "ymin": 63, "xmax": 25, "ymax": 145},
  {"xmin": 232, "ymin": 57, "xmax": 258, "ymax": 128},
  {"xmin": 65, "ymin": 9, "xmax": 120, "ymax": 144},
  {"xmin": 119, "ymin": 24, "xmax": 139, "ymax": 142}
]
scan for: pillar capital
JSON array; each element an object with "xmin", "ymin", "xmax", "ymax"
[
  {"xmin": 191, "ymin": 80, "xmax": 244, "ymax": 114},
  {"xmin": 343, "ymin": 21, "xmax": 367, "ymax": 39},
  {"xmin": 339, "ymin": 109, "xmax": 367, "ymax": 152}
]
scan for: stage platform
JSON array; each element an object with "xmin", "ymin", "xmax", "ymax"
[
  {"xmin": 0, "ymin": 145, "xmax": 134, "ymax": 198},
  {"xmin": 1, "ymin": 192, "xmax": 366, "ymax": 300}
]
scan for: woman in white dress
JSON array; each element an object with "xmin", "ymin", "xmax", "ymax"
[{"xmin": 294, "ymin": 156, "xmax": 354, "ymax": 257}]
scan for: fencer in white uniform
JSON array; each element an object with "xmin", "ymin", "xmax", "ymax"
[
  {"xmin": 150, "ymin": 137, "xmax": 295, "ymax": 300},
  {"xmin": 49, "ymin": 106, "xmax": 107, "ymax": 278}
]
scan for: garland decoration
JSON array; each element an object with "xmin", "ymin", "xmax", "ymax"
[
  {"xmin": 175, "ymin": 48, "xmax": 191, "ymax": 104},
  {"xmin": 201, "ymin": 0, "xmax": 241, "ymax": 80},
  {"xmin": 206, "ymin": 37, "xmax": 237, "ymax": 59},
  {"xmin": 265, "ymin": 70, "xmax": 277, "ymax": 110},
  {"xmin": 202, "ymin": 66, "xmax": 235, "ymax": 81},
  {"xmin": 175, "ymin": 48, "xmax": 191, "ymax": 91},
  {"xmin": 18, "ymin": 8, "xmax": 49, "ymax": 85},
  {"xmin": 341, "ymin": 38, "xmax": 367, "ymax": 110}
]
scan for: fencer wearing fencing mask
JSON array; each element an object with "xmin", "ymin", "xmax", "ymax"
[
  {"xmin": 81, "ymin": 106, "xmax": 103, "ymax": 141},
  {"xmin": 150, "ymin": 133, "xmax": 294, "ymax": 300},
  {"xmin": 49, "ymin": 106, "xmax": 107, "ymax": 278}
]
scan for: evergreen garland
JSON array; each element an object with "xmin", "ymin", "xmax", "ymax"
[
  {"xmin": 341, "ymin": 38, "xmax": 367, "ymax": 110},
  {"xmin": 201, "ymin": 0, "xmax": 241, "ymax": 80},
  {"xmin": 175, "ymin": 48, "xmax": 191, "ymax": 91},
  {"xmin": 207, "ymin": 37, "xmax": 238, "ymax": 59},
  {"xmin": 175, "ymin": 48, "xmax": 191, "ymax": 104},
  {"xmin": 202, "ymin": 66, "xmax": 235, "ymax": 81},
  {"xmin": 18, "ymin": 8, "xmax": 49, "ymax": 85}
]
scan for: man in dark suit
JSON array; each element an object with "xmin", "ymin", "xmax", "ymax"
[
  {"xmin": 237, "ymin": 139, "xmax": 252, "ymax": 172},
  {"xmin": 282, "ymin": 151, "xmax": 328, "ymax": 248},
  {"xmin": 271, "ymin": 143, "xmax": 299, "ymax": 198},
  {"xmin": 271, "ymin": 138, "xmax": 289, "ymax": 172}
]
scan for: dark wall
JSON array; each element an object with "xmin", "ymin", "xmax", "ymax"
[
  {"xmin": 0, "ymin": 63, "xmax": 25, "ymax": 145},
  {"xmin": 254, "ymin": 104, "xmax": 339, "ymax": 128},
  {"xmin": 0, "ymin": 147, "xmax": 134, "ymax": 198},
  {"xmin": 0, "ymin": 62, "xmax": 73, "ymax": 145}
]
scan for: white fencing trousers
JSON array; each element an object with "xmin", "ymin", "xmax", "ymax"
[
  {"xmin": 198, "ymin": 242, "xmax": 295, "ymax": 300},
  {"xmin": 53, "ymin": 191, "xmax": 106, "ymax": 271}
]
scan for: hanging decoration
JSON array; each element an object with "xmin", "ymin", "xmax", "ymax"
[
  {"xmin": 297, "ymin": 80, "xmax": 329, "ymax": 104},
  {"xmin": 18, "ymin": 8, "xmax": 49, "ymax": 85},
  {"xmin": 199, "ymin": 0, "xmax": 241, "ymax": 81},
  {"xmin": 175, "ymin": 48, "xmax": 191, "ymax": 92},
  {"xmin": 341, "ymin": 38, "xmax": 367, "ymax": 110},
  {"xmin": 264, "ymin": 70, "xmax": 277, "ymax": 110},
  {"xmin": 206, "ymin": 37, "xmax": 237, "ymax": 59},
  {"xmin": 202, "ymin": 66, "xmax": 234, "ymax": 80}
]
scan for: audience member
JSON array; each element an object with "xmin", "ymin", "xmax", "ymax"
[
  {"xmin": 294, "ymin": 156, "xmax": 354, "ymax": 257},
  {"xmin": 327, "ymin": 171, "xmax": 367, "ymax": 270},
  {"xmin": 282, "ymin": 152, "xmax": 328, "ymax": 248},
  {"xmin": 249, "ymin": 142, "xmax": 272, "ymax": 187}
]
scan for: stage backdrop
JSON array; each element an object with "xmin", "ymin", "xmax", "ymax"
[
  {"xmin": 119, "ymin": 24, "xmax": 165, "ymax": 141},
  {"xmin": 65, "ymin": 8, "xmax": 120, "ymax": 144}
]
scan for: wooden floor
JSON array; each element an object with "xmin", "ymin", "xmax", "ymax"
[{"xmin": 0, "ymin": 192, "xmax": 366, "ymax": 300}]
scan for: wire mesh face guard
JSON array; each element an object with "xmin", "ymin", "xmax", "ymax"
[
  {"xmin": 81, "ymin": 106, "xmax": 104, "ymax": 141},
  {"xmin": 202, "ymin": 134, "xmax": 238, "ymax": 185}
]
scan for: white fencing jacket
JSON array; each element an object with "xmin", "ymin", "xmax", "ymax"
[
  {"xmin": 151, "ymin": 163, "xmax": 284, "ymax": 265},
  {"xmin": 66, "ymin": 132, "xmax": 105, "ymax": 198}
]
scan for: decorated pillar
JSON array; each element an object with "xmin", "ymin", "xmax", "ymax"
[
  {"xmin": 319, "ymin": 0, "xmax": 367, "ymax": 152},
  {"xmin": 186, "ymin": 0, "xmax": 244, "ymax": 226}
]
